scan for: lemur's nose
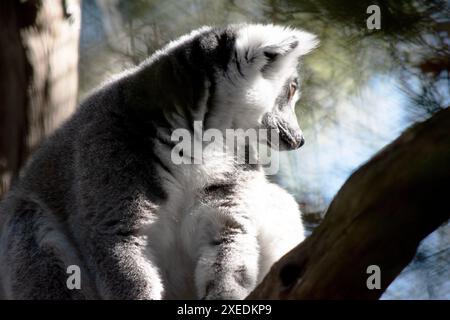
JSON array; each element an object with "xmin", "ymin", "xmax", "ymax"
[{"xmin": 298, "ymin": 136, "xmax": 305, "ymax": 148}]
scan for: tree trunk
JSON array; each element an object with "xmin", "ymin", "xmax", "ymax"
[
  {"xmin": 248, "ymin": 107, "xmax": 450, "ymax": 299},
  {"xmin": 0, "ymin": 0, "xmax": 80, "ymax": 198}
]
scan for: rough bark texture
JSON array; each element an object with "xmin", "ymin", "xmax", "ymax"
[
  {"xmin": 0, "ymin": 0, "xmax": 80, "ymax": 198},
  {"xmin": 248, "ymin": 107, "xmax": 450, "ymax": 300}
]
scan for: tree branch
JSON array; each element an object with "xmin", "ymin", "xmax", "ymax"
[{"xmin": 248, "ymin": 107, "xmax": 450, "ymax": 299}]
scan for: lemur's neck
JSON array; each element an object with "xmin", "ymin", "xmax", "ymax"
[{"xmin": 115, "ymin": 46, "xmax": 266, "ymax": 176}]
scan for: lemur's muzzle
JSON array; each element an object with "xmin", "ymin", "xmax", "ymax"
[
  {"xmin": 277, "ymin": 118, "xmax": 304, "ymax": 150},
  {"xmin": 262, "ymin": 112, "xmax": 304, "ymax": 151}
]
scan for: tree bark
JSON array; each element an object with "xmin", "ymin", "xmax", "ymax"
[
  {"xmin": 0, "ymin": 0, "xmax": 80, "ymax": 198},
  {"xmin": 248, "ymin": 107, "xmax": 450, "ymax": 299}
]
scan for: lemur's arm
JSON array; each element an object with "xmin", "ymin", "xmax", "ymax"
[
  {"xmin": 193, "ymin": 194, "xmax": 260, "ymax": 300},
  {"xmin": 74, "ymin": 122, "xmax": 164, "ymax": 300}
]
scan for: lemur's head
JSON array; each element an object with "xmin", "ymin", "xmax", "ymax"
[
  {"xmin": 146, "ymin": 24, "xmax": 318, "ymax": 151},
  {"xmin": 223, "ymin": 24, "xmax": 318, "ymax": 150}
]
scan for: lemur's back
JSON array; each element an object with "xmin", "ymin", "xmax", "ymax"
[
  {"xmin": 0, "ymin": 83, "xmax": 129, "ymax": 299},
  {"xmin": 0, "ymin": 85, "xmax": 110, "ymax": 219}
]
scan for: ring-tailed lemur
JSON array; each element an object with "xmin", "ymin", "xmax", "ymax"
[{"xmin": 0, "ymin": 24, "xmax": 318, "ymax": 299}]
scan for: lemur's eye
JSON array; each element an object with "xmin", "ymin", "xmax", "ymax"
[{"xmin": 288, "ymin": 80, "xmax": 297, "ymax": 102}]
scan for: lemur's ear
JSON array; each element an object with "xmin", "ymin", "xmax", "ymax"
[
  {"xmin": 262, "ymin": 37, "xmax": 299, "ymax": 62},
  {"xmin": 235, "ymin": 24, "xmax": 318, "ymax": 73}
]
